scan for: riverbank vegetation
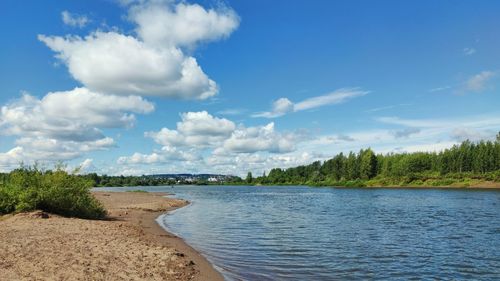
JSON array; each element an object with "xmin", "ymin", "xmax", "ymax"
[
  {"xmin": 247, "ymin": 135, "xmax": 500, "ymax": 187},
  {"xmin": 0, "ymin": 166, "xmax": 106, "ymax": 218},
  {"xmin": 81, "ymin": 174, "xmax": 241, "ymax": 187}
]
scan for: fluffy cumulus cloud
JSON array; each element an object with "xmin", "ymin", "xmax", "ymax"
[
  {"xmin": 254, "ymin": 88, "xmax": 368, "ymax": 118},
  {"xmin": 117, "ymin": 111, "xmax": 310, "ymax": 175},
  {"xmin": 0, "ymin": 137, "xmax": 116, "ymax": 172},
  {"xmin": 129, "ymin": 1, "xmax": 239, "ymax": 48},
  {"xmin": 117, "ymin": 145, "xmax": 201, "ymax": 165},
  {"xmin": 144, "ymin": 111, "xmax": 300, "ymax": 154},
  {"xmin": 39, "ymin": 1, "xmax": 239, "ymax": 99},
  {"xmin": 146, "ymin": 111, "xmax": 235, "ymax": 147},
  {"xmin": 0, "ymin": 0, "xmax": 241, "ymax": 171},
  {"xmin": 118, "ymin": 152, "xmax": 165, "ymax": 165},
  {"xmin": 1, "ymin": 88, "xmax": 153, "ymax": 141},
  {"xmin": 0, "ymin": 88, "xmax": 154, "ymax": 169},
  {"xmin": 220, "ymin": 123, "xmax": 297, "ymax": 154}
]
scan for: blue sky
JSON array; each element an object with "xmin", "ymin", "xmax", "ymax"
[{"xmin": 1, "ymin": 0, "xmax": 499, "ymax": 176}]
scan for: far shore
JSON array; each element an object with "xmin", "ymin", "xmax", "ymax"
[
  {"xmin": 245, "ymin": 181, "xmax": 500, "ymax": 189},
  {"xmin": 0, "ymin": 191, "xmax": 223, "ymax": 281}
]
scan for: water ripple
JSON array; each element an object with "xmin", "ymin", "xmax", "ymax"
[{"xmin": 106, "ymin": 185, "xmax": 500, "ymax": 280}]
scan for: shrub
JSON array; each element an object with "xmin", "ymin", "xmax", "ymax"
[{"xmin": 0, "ymin": 167, "xmax": 106, "ymax": 219}]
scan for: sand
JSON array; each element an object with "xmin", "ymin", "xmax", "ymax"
[{"xmin": 0, "ymin": 192, "xmax": 224, "ymax": 281}]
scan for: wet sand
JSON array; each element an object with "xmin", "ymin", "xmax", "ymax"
[{"xmin": 0, "ymin": 191, "xmax": 224, "ymax": 281}]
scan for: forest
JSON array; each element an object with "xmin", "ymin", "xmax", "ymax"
[{"xmin": 247, "ymin": 133, "xmax": 500, "ymax": 187}]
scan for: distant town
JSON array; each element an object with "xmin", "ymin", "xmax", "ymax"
[
  {"xmin": 148, "ymin": 174, "xmax": 240, "ymax": 184},
  {"xmin": 72, "ymin": 173, "xmax": 242, "ymax": 187}
]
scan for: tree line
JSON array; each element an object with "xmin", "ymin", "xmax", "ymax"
[{"xmin": 247, "ymin": 133, "xmax": 500, "ymax": 187}]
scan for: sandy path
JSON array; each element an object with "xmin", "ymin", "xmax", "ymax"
[{"xmin": 0, "ymin": 191, "xmax": 224, "ymax": 281}]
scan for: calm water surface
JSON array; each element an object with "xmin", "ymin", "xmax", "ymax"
[{"xmin": 101, "ymin": 186, "xmax": 500, "ymax": 280}]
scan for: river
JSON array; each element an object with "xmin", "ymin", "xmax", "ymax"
[{"xmin": 100, "ymin": 185, "xmax": 500, "ymax": 280}]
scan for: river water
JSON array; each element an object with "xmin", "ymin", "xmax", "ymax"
[{"xmin": 100, "ymin": 185, "xmax": 500, "ymax": 280}]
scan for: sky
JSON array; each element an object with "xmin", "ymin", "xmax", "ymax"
[{"xmin": 1, "ymin": 0, "xmax": 499, "ymax": 176}]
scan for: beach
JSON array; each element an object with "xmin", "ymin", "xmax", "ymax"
[{"xmin": 0, "ymin": 191, "xmax": 223, "ymax": 281}]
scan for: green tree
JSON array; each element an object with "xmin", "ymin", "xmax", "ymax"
[
  {"xmin": 360, "ymin": 148, "xmax": 377, "ymax": 180},
  {"xmin": 246, "ymin": 172, "xmax": 253, "ymax": 184},
  {"xmin": 345, "ymin": 152, "xmax": 359, "ymax": 180}
]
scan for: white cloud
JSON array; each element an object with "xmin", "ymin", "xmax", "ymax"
[
  {"xmin": 0, "ymin": 88, "xmax": 155, "ymax": 167},
  {"xmin": 428, "ymin": 86, "xmax": 452, "ymax": 93},
  {"xmin": 1, "ymin": 88, "xmax": 153, "ymax": 141},
  {"xmin": 15, "ymin": 137, "xmax": 115, "ymax": 160},
  {"xmin": 177, "ymin": 111, "xmax": 236, "ymax": 136},
  {"xmin": 146, "ymin": 111, "xmax": 235, "ymax": 147},
  {"xmin": 451, "ymin": 128, "xmax": 490, "ymax": 142},
  {"xmin": 118, "ymin": 152, "xmax": 165, "ymax": 165},
  {"xmin": 0, "ymin": 137, "xmax": 116, "ymax": 172},
  {"xmin": 78, "ymin": 158, "xmax": 96, "ymax": 172},
  {"xmin": 294, "ymin": 88, "xmax": 368, "ymax": 111},
  {"xmin": 40, "ymin": 1, "xmax": 239, "ymax": 99},
  {"xmin": 118, "ymin": 112, "xmax": 308, "ymax": 175},
  {"xmin": 393, "ymin": 128, "xmax": 421, "ymax": 138},
  {"xmin": 430, "ymin": 71, "xmax": 495, "ymax": 94},
  {"xmin": 61, "ymin": 11, "xmax": 90, "ymax": 28},
  {"xmin": 0, "ymin": 147, "xmax": 24, "ymax": 172},
  {"xmin": 129, "ymin": 1, "xmax": 239, "ymax": 48},
  {"xmin": 217, "ymin": 108, "xmax": 247, "ymax": 116},
  {"xmin": 61, "ymin": 158, "xmax": 99, "ymax": 175},
  {"xmin": 1, "ymin": 0, "xmax": 242, "ymax": 173},
  {"xmin": 376, "ymin": 116, "xmax": 446, "ymax": 128},
  {"xmin": 116, "ymin": 148, "xmax": 324, "ymax": 177},
  {"xmin": 203, "ymin": 151, "xmax": 323, "ymax": 177},
  {"xmin": 220, "ymin": 122, "xmax": 298, "ymax": 154},
  {"xmin": 254, "ymin": 88, "xmax": 368, "ymax": 118},
  {"xmin": 337, "ymin": 134, "xmax": 355, "ymax": 142},
  {"xmin": 464, "ymin": 71, "xmax": 495, "ymax": 93},
  {"xmin": 254, "ymin": 98, "xmax": 294, "ymax": 118},
  {"xmin": 463, "ymin": 47, "xmax": 476, "ymax": 56},
  {"xmin": 117, "ymin": 146, "xmax": 201, "ymax": 165},
  {"xmin": 377, "ymin": 115, "xmax": 500, "ymax": 131},
  {"xmin": 39, "ymin": 32, "xmax": 217, "ymax": 99}
]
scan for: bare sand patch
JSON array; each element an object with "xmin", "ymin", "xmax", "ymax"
[{"xmin": 0, "ymin": 191, "xmax": 223, "ymax": 281}]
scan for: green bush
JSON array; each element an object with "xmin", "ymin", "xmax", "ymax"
[{"xmin": 0, "ymin": 167, "xmax": 106, "ymax": 219}]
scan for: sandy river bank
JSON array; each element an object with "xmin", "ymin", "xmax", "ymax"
[{"xmin": 0, "ymin": 191, "xmax": 223, "ymax": 281}]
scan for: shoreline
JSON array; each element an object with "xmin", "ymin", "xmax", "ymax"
[
  {"xmin": 252, "ymin": 181, "xmax": 500, "ymax": 189},
  {"xmin": 92, "ymin": 191, "xmax": 225, "ymax": 281},
  {"xmin": 0, "ymin": 191, "xmax": 223, "ymax": 281}
]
